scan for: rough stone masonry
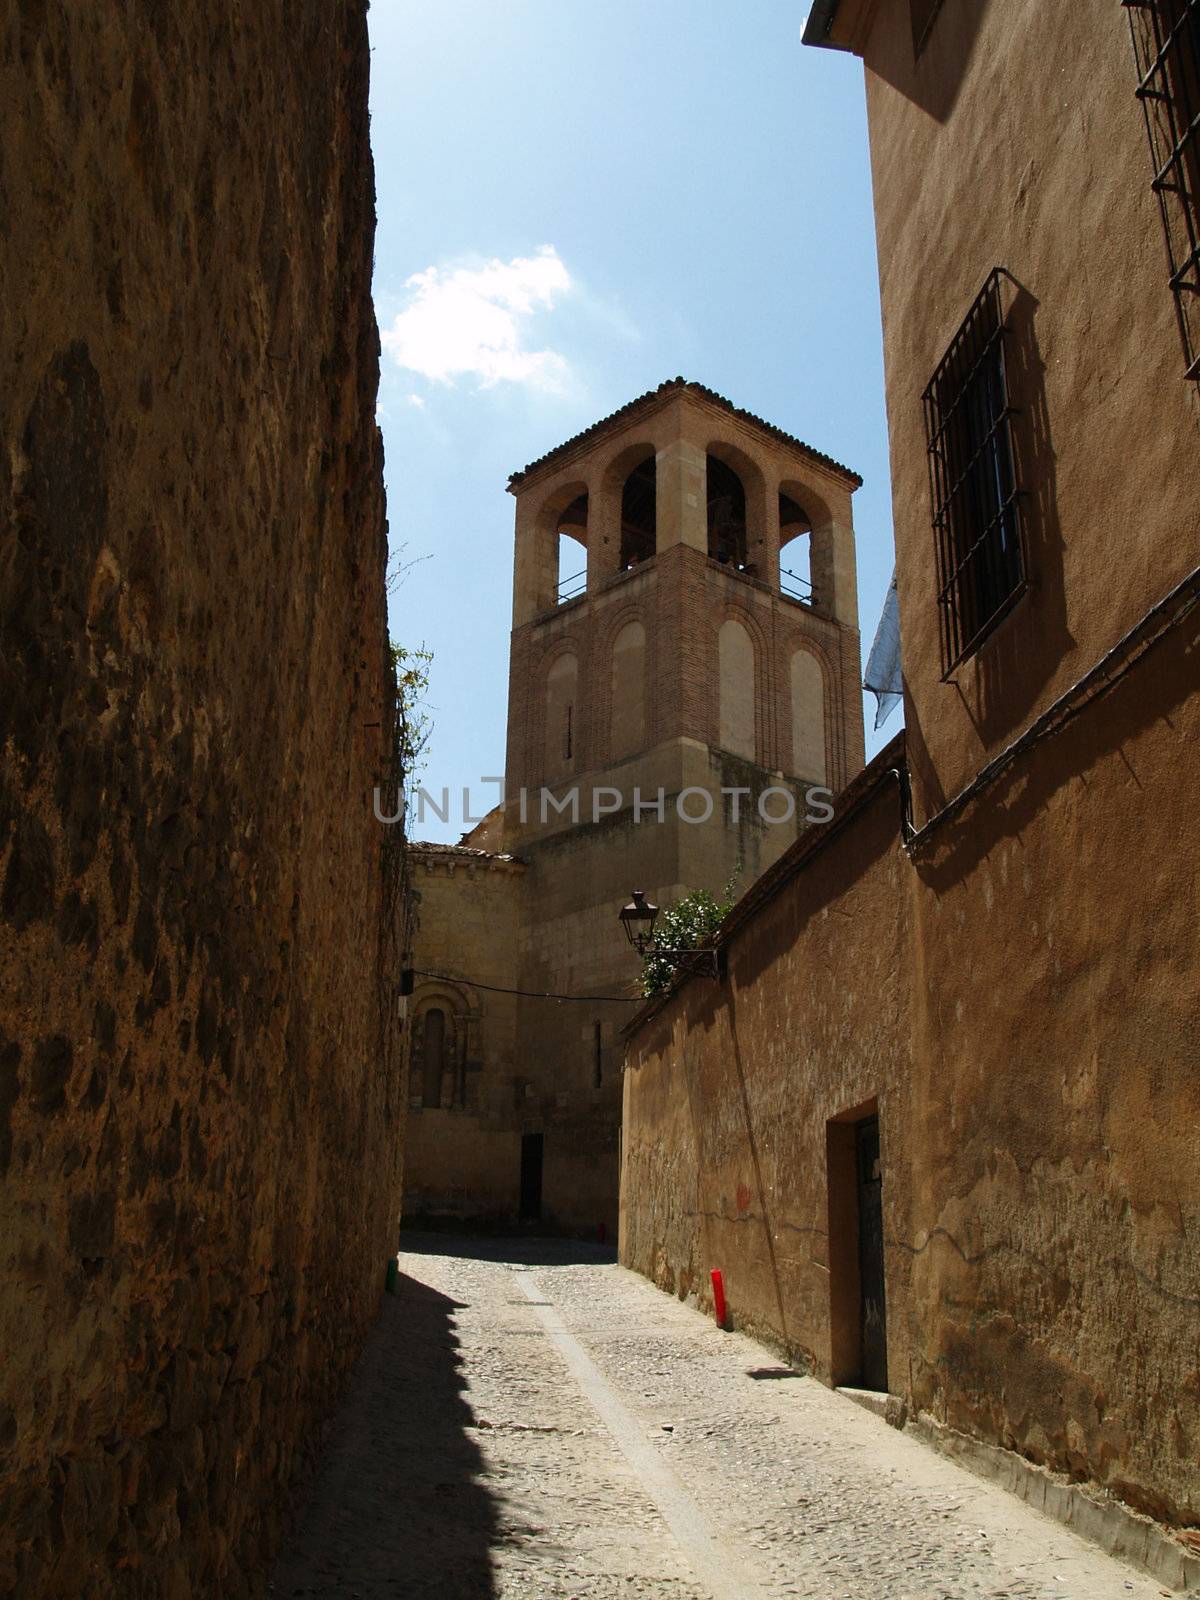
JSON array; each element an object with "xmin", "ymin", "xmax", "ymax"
[{"xmin": 0, "ymin": 4, "xmax": 404, "ymax": 1595}]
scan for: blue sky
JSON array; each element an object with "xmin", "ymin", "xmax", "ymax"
[{"xmin": 368, "ymin": 0, "xmax": 896, "ymax": 842}]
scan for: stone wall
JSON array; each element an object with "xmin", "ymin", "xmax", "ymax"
[
  {"xmin": 404, "ymin": 844, "xmax": 526, "ymax": 1222},
  {"xmin": 0, "ymin": 4, "xmax": 404, "ymax": 1595}
]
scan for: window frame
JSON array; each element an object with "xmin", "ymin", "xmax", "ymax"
[
  {"xmin": 1125, "ymin": 0, "xmax": 1200, "ymax": 380},
  {"xmin": 923, "ymin": 269, "xmax": 1027, "ymax": 678}
]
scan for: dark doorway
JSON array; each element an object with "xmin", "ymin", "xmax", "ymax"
[
  {"xmin": 519, "ymin": 1133, "xmax": 544, "ymax": 1221},
  {"xmin": 855, "ymin": 1116, "xmax": 888, "ymax": 1391}
]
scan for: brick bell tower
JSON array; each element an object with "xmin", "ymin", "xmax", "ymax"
[{"xmin": 489, "ymin": 378, "xmax": 865, "ymax": 1229}]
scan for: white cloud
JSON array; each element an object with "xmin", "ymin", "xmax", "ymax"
[{"xmin": 381, "ymin": 247, "xmax": 572, "ymax": 391}]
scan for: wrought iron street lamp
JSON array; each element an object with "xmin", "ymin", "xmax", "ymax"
[
  {"xmin": 618, "ymin": 890, "xmax": 659, "ymax": 955},
  {"xmin": 618, "ymin": 890, "xmax": 723, "ymax": 981}
]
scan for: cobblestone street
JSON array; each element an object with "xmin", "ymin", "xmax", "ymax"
[{"xmin": 271, "ymin": 1237, "xmax": 1170, "ymax": 1600}]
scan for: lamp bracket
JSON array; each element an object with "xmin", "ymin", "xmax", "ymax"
[{"xmin": 651, "ymin": 948, "xmax": 723, "ymax": 980}]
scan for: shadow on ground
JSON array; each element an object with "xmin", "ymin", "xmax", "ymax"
[
  {"xmin": 400, "ymin": 1227, "xmax": 618, "ymax": 1269},
  {"xmin": 270, "ymin": 1275, "xmax": 499, "ymax": 1599}
]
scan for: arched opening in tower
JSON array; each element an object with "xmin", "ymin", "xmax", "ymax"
[
  {"xmin": 707, "ymin": 455, "xmax": 748, "ymax": 567},
  {"xmin": 620, "ymin": 456, "xmax": 656, "ymax": 568},
  {"xmin": 557, "ymin": 493, "xmax": 588, "ymax": 603},
  {"xmin": 779, "ymin": 491, "xmax": 813, "ymax": 604}
]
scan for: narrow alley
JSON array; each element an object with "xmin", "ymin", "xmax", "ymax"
[{"xmin": 271, "ymin": 1237, "xmax": 1168, "ymax": 1600}]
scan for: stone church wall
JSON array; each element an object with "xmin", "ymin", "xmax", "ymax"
[
  {"xmin": 0, "ymin": 5, "xmax": 403, "ymax": 1594},
  {"xmin": 404, "ymin": 846, "xmax": 526, "ymax": 1222}
]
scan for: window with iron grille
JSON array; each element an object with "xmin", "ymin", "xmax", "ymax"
[
  {"xmin": 1126, "ymin": 0, "xmax": 1200, "ymax": 379},
  {"xmin": 924, "ymin": 270, "xmax": 1026, "ymax": 675}
]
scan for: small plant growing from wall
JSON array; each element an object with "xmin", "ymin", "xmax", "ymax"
[
  {"xmin": 378, "ymin": 639, "xmax": 431, "ymax": 967},
  {"xmin": 640, "ymin": 873, "xmax": 738, "ymax": 997},
  {"xmin": 390, "ymin": 640, "xmax": 433, "ymax": 817},
  {"xmin": 382, "ymin": 641, "xmax": 432, "ymax": 1097}
]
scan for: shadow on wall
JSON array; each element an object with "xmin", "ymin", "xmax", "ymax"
[
  {"xmin": 271, "ymin": 1277, "xmax": 500, "ymax": 1599},
  {"xmin": 670, "ymin": 955, "xmax": 803, "ymax": 1361},
  {"xmin": 967, "ymin": 278, "xmax": 1072, "ymax": 742},
  {"xmin": 904, "ymin": 278, "xmax": 1072, "ymax": 820},
  {"xmin": 868, "ymin": 0, "xmax": 990, "ymax": 124},
  {"xmin": 723, "ymin": 988, "xmax": 794, "ymax": 1353},
  {"xmin": 910, "ymin": 581, "xmax": 1199, "ymax": 893}
]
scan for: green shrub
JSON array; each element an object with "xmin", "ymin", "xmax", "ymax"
[{"xmin": 641, "ymin": 876, "xmax": 738, "ymax": 996}]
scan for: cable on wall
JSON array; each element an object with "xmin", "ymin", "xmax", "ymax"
[{"xmin": 406, "ymin": 968, "xmax": 640, "ymax": 1005}]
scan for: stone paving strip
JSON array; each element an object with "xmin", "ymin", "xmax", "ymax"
[{"xmin": 271, "ymin": 1236, "xmax": 1175, "ymax": 1599}]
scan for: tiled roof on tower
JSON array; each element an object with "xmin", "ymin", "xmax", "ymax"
[{"xmin": 507, "ymin": 377, "xmax": 862, "ymax": 491}]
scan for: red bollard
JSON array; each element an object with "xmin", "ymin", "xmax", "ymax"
[{"xmin": 710, "ymin": 1268, "xmax": 727, "ymax": 1329}]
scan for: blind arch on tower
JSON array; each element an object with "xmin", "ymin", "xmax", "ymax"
[
  {"xmin": 610, "ymin": 618, "xmax": 646, "ymax": 760},
  {"xmin": 790, "ymin": 648, "xmax": 827, "ymax": 784},
  {"xmin": 544, "ymin": 650, "xmax": 579, "ymax": 780},
  {"xmin": 718, "ymin": 619, "xmax": 756, "ymax": 760}
]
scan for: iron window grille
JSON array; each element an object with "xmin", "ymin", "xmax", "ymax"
[
  {"xmin": 1126, "ymin": 0, "xmax": 1200, "ymax": 379},
  {"xmin": 923, "ymin": 269, "xmax": 1026, "ymax": 676}
]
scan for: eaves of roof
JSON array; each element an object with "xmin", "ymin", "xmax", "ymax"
[
  {"xmin": 506, "ymin": 377, "xmax": 862, "ymax": 492},
  {"xmin": 803, "ymin": 0, "xmax": 878, "ymax": 54},
  {"xmin": 411, "ymin": 841, "xmax": 524, "ymax": 866},
  {"xmin": 801, "ymin": 0, "xmax": 844, "ymax": 48}
]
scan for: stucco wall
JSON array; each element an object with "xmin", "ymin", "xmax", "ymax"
[
  {"xmin": 623, "ymin": 628, "xmax": 1200, "ymax": 1526},
  {"xmin": 803, "ymin": 0, "xmax": 1200, "ymax": 1526},
  {"xmin": 858, "ymin": 0, "xmax": 1200, "ymax": 818},
  {"xmin": 905, "ymin": 609, "xmax": 1200, "ymax": 1529},
  {"xmin": 0, "ymin": 5, "xmax": 403, "ymax": 1594},
  {"xmin": 622, "ymin": 755, "xmax": 913, "ymax": 1379}
]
